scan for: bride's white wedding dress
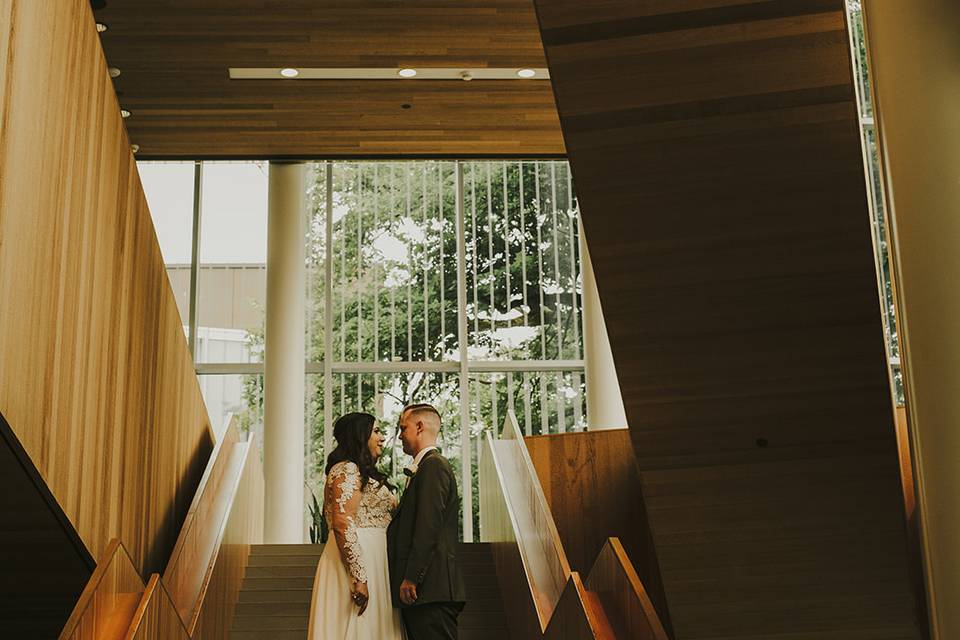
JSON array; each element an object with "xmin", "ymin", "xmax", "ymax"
[{"xmin": 307, "ymin": 461, "xmax": 406, "ymax": 639}]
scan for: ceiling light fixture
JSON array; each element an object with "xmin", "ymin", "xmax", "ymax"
[
  {"xmin": 120, "ymin": 108, "xmax": 131, "ymax": 118},
  {"xmin": 397, "ymin": 68, "xmax": 417, "ymax": 78},
  {"xmin": 517, "ymin": 68, "xmax": 536, "ymax": 78},
  {"xmin": 95, "ymin": 22, "xmax": 108, "ymax": 33},
  {"xmin": 279, "ymin": 68, "xmax": 300, "ymax": 78},
  {"xmin": 130, "ymin": 144, "xmax": 140, "ymax": 154},
  {"xmin": 108, "ymin": 67, "xmax": 121, "ymax": 79},
  {"xmin": 460, "ymin": 71, "xmax": 473, "ymax": 82}
]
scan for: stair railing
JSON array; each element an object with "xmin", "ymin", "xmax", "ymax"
[
  {"xmin": 163, "ymin": 415, "xmax": 263, "ymax": 634},
  {"xmin": 480, "ymin": 411, "xmax": 610, "ymax": 637},
  {"xmin": 59, "ymin": 414, "xmax": 264, "ymax": 639},
  {"xmin": 480, "ymin": 410, "xmax": 669, "ymax": 639},
  {"xmin": 58, "ymin": 539, "xmax": 144, "ymax": 640}
]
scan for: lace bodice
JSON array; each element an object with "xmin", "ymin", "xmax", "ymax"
[{"xmin": 323, "ymin": 461, "xmax": 397, "ymax": 584}]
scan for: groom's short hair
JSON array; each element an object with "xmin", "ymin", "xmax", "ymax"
[{"xmin": 401, "ymin": 403, "xmax": 441, "ymax": 427}]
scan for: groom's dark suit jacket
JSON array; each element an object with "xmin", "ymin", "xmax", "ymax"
[{"xmin": 386, "ymin": 449, "xmax": 467, "ymax": 608}]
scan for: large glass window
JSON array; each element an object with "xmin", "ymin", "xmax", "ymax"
[
  {"xmin": 139, "ymin": 159, "xmax": 585, "ymax": 539},
  {"xmin": 846, "ymin": 1, "xmax": 904, "ymax": 405},
  {"xmin": 139, "ymin": 161, "xmax": 195, "ymax": 331},
  {"xmin": 197, "ymin": 162, "xmax": 268, "ymax": 364}
]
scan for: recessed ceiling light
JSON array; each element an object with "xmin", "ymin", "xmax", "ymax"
[
  {"xmin": 398, "ymin": 68, "xmax": 417, "ymax": 78},
  {"xmin": 120, "ymin": 108, "xmax": 131, "ymax": 118},
  {"xmin": 108, "ymin": 67, "xmax": 121, "ymax": 79},
  {"xmin": 279, "ymin": 68, "xmax": 299, "ymax": 78},
  {"xmin": 96, "ymin": 22, "xmax": 108, "ymax": 33},
  {"xmin": 517, "ymin": 68, "xmax": 536, "ymax": 78}
]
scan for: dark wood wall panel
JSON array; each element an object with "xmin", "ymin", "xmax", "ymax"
[
  {"xmin": 0, "ymin": 0, "xmax": 213, "ymax": 587},
  {"xmin": 526, "ymin": 429, "xmax": 671, "ymax": 635},
  {"xmin": 533, "ymin": 0, "xmax": 923, "ymax": 637},
  {"xmin": 95, "ymin": 0, "xmax": 564, "ymax": 157}
]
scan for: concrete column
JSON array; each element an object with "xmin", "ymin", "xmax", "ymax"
[
  {"xmin": 264, "ymin": 162, "xmax": 306, "ymax": 543},
  {"xmin": 579, "ymin": 221, "xmax": 628, "ymax": 430}
]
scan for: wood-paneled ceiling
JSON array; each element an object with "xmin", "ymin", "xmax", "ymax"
[{"xmin": 94, "ymin": 0, "xmax": 564, "ymax": 158}]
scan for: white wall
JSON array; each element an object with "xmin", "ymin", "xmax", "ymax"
[{"xmin": 864, "ymin": 3, "xmax": 960, "ymax": 637}]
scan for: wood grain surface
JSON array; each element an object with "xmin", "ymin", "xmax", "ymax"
[
  {"xmin": 126, "ymin": 575, "xmax": 191, "ymax": 640},
  {"xmin": 526, "ymin": 429, "xmax": 671, "ymax": 634},
  {"xmin": 0, "ymin": 0, "xmax": 214, "ymax": 585},
  {"xmin": 533, "ymin": 0, "xmax": 923, "ymax": 637},
  {"xmin": 94, "ymin": 0, "xmax": 564, "ymax": 158},
  {"xmin": 59, "ymin": 539, "xmax": 145, "ymax": 640},
  {"xmin": 585, "ymin": 539, "xmax": 669, "ymax": 640}
]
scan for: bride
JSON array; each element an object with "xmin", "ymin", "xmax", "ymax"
[{"xmin": 307, "ymin": 412, "xmax": 406, "ymax": 639}]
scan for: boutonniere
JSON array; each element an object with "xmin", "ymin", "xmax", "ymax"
[{"xmin": 403, "ymin": 463, "xmax": 419, "ymax": 477}]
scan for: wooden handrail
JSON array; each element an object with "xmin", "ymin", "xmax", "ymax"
[
  {"xmin": 60, "ymin": 414, "xmax": 264, "ymax": 639},
  {"xmin": 59, "ymin": 539, "xmax": 145, "ymax": 640},
  {"xmin": 125, "ymin": 574, "xmax": 190, "ymax": 639},
  {"xmin": 163, "ymin": 415, "xmax": 249, "ymax": 633},
  {"xmin": 586, "ymin": 539, "xmax": 669, "ymax": 640},
  {"xmin": 481, "ymin": 411, "xmax": 670, "ymax": 639},
  {"xmin": 481, "ymin": 411, "xmax": 607, "ymax": 637}
]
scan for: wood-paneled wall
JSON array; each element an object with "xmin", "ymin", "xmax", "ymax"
[
  {"xmin": 0, "ymin": 0, "xmax": 213, "ymax": 584},
  {"xmin": 526, "ymin": 429, "xmax": 671, "ymax": 634},
  {"xmin": 533, "ymin": 0, "xmax": 923, "ymax": 637}
]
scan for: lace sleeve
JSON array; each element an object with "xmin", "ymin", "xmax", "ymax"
[{"xmin": 328, "ymin": 461, "xmax": 367, "ymax": 584}]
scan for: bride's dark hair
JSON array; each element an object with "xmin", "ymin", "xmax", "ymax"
[{"xmin": 325, "ymin": 412, "xmax": 392, "ymax": 490}]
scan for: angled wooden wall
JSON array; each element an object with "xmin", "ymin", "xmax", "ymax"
[
  {"xmin": 526, "ymin": 429, "xmax": 671, "ymax": 635},
  {"xmin": 0, "ymin": 0, "xmax": 213, "ymax": 588},
  {"xmin": 533, "ymin": 0, "xmax": 923, "ymax": 637}
]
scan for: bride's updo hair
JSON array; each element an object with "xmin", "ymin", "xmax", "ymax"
[{"xmin": 325, "ymin": 412, "xmax": 392, "ymax": 490}]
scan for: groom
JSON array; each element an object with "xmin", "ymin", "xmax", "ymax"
[{"xmin": 387, "ymin": 403, "xmax": 467, "ymax": 639}]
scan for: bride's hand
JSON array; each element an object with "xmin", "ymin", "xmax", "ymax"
[{"xmin": 351, "ymin": 581, "xmax": 369, "ymax": 616}]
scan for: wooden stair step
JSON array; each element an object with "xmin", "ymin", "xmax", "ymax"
[
  {"xmin": 231, "ymin": 630, "xmax": 306, "ymax": 640},
  {"xmin": 245, "ymin": 564, "xmax": 317, "ymax": 578},
  {"xmin": 232, "ymin": 614, "xmax": 307, "ymax": 631},
  {"xmin": 247, "ymin": 554, "xmax": 322, "ymax": 567},
  {"xmin": 249, "ymin": 543, "xmax": 324, "ymax": 556},
  {"xmin": 238, "ymin": 588, "xmax": 314, "ymax": 603},
  {"xmin": 240, "ymin": 576, "xmax": 315, "ymax": 590},
  {"xmin": 235, "ymin": 601, "xmax": 311, "ymax": 617}
]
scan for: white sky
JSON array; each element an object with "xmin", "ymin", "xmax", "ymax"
[{"xmin": 138, "ymin": 161, "xmax": 268, "ymax": 264}]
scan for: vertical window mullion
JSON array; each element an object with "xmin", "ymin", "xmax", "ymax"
[
  {"xmin": 323, "ymin": 161, "xmax": 334, "ymax": 457},
  {"xmin": 454, "ymin": 160, "xmax": 474, "ymax": 542}
]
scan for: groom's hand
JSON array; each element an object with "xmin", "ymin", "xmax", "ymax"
[{"xmin": 399, "ymin": 579, "xmax": 418, "ymax": 605}]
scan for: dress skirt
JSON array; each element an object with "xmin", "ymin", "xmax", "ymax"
[{"xmin": 307, "ymin": 527, "xmax": 406, "ymax": 640}]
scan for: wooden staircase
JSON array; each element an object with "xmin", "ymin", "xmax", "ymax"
[{"xmin": 230, "ymin": 542, "xmax": 507, "ymax": 640}]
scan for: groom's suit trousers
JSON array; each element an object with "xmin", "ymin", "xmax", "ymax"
[{"xmin": 401, "ymin": 602, "xmax": 460, "ymax": 640}]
